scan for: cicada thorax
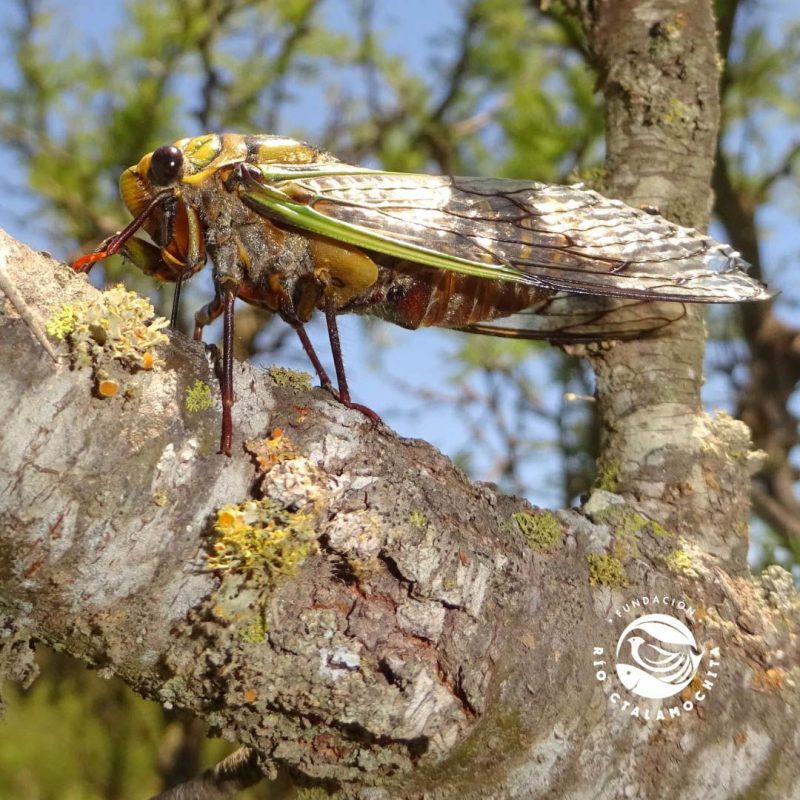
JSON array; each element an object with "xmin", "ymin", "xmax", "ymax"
[
  {"xmin": 342, "ymin": 258, "xmax": 554, "ymax": 331},
  {"xmin": 179, "ymin": 170, "xmax": 380, "ymax": 326}
]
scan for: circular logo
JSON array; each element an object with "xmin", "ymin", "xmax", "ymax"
[{"xmin": 614, "ymin": 613, "xmax": 702, "ymax": 699}]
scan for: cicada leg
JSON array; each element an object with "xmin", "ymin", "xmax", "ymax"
[
  {"xmin": 120, "ymin": 237, "xmax": 188, "ymax": 330},
  {"xmin": 194, "ymin": 278, "xmax": 239, "ymax": 456},
  {"xmin": 323, "ymin": 298, "xmax": 352, "ymax": 405},
  {"xmin": 322, "ymin": 296, "xmax": 381, "ymax": 424},
  {"xmin": 71, "ymin": 190, "xmax": 172, "ymax": 273},
  {"xmin": 170, "ymin": 271, "xmax": 186, "ymax": 329},
  {"xmin": 295, "ymin": 325, "xmax": 335, "ymax": 393}
]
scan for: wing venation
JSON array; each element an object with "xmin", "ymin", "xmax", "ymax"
[{"xmin": 253, "ymin": 167, "xmax": 771, "ymax": 303}]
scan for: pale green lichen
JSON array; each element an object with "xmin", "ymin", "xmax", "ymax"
[
  {"xmin": 596, "ymin": 506, "xmax": 672, "ymax": 542},
  {"xmin": 592, "ymin": 507, "xmax": 674, "ymax": 570},
  {"xmin": 46, "ymin": 286, "xmax": 169, "ymax": 395},
  {"xmin": 208, "ymin": 498, "xmax": 318, "ymax": 576},
  {"xmin": 605, "ymin": 509, "xmax": 647, "ymax": 560},
  {"xmin": 238, "ymin": 614, "xmax": 268, "ymax": 644},
  {"xmin": 268, "ymin": 365, "xmax": 312, "ymax": 391},
  {"xmin": 595, "ymin": 457, "xmax": 622, "ymax": 492},
  {"xmin": 512, "ymin": 511, "xmax": 562, "ymax": 551},
  {"xmin": 587, "ymin": 553, "xmax": 628, "ymax": 587},
  {"xmin": 296, "ymin": 789, "xmax": 331, "ymax": 800},
  {"xmin": 185, "ymin": 379, "xmax": 214, "ymax": 412},
  {"xmin": 662, "ymin": 97, "xmax": 696, "ymax": 127},
  {"xmin": 649, "ymin": 519, "xmax": 669, "ymax": 537},
  {"xmin": 409, "ymin": 510, "xmax": 427, "ymax": 529}
]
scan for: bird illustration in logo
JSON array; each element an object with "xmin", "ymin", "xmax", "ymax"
[{"xmin": 614, "ymin": 614, "xmax": 703, "ymax": 699}]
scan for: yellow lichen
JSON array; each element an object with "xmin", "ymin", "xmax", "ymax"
[
  {"xmin": 207, "ymin": 498, "xmax": 318, "ymax": 576},
  {"xmin": 409, "ymin": 510, "xmax": 427, "ymax": 529},
  {"xmin": 587, "ymin": 553, "xmax": 628, "ymax": 587},
  {"xmin": 46, "ymin": 304, "xmax": 78, "ymax": 339},
  {"xmin": 185, "ymin": 379, "xmax": 214, "ymax": 412},
  {"xmin": 152, "ymin": 488, "xmax": 169, "ymax": 507},
  {"xmin": 512, "ymin": 511, "xmax": 562, "ymax": 551},
  {"xmin": 663, "ymin": 97, "xmax": 695, "ymax": 126},
  {"xmin": 245, "ymin": 430, "xmax": 300, "ymax": 472},
  {"xmin": 665, "ymin": 548, "xmax": 697, "ymax": 576},
  {"xmin": 268, "ymin": 365, "xmax": 313, "ymax": 391},
  {"xmin": 590, "ymin": 507, "xmax": 675, "ymax": 574},
  {"xmin": 596, "ymin": 506, "xmax": 673, "ymax": 555}
]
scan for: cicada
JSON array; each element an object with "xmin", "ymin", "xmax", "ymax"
[{"xmin": 72, "ymin": 133, "xmax": 770, "ymax": 455}]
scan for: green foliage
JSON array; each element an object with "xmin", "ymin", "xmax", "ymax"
[
  {"xmin": 0, "ymin": 652, "xmax": 251, "ymax": 799},
  {"xmin": 0, "ymin": 654, "xmax": 161, "ymax": 799}
]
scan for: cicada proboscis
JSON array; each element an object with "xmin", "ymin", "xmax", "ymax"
[{"xmin": 72, "ymin": 133, "xmax": 771, "ymax": 455}]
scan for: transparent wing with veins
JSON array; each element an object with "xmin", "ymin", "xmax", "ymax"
[{"xmin": 245, "ymin": 166, "xmax": 770, "ymax": 304}]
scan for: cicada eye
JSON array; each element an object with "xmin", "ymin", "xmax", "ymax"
[{"xmin": 149, "ymin": 145, "xmax": 184, "ymax": 186}]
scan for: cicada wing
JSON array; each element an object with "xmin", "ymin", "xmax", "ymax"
[
  {"xmin": 250, "ymin": 167, "xmax": 771, "ymax": 303},
  {"xmin": 460, "ymin": 295, "xmax": 688, "ymax": 343}
]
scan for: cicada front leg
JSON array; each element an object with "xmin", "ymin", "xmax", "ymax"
[
  {"xmin": 194, "ymin": 276, "xmax": 240, "ymax": 456},
  {"xmin": 71, "ymin": 190, "xmax": 173, "ymax": 274},
  {"xmin": 119, "ymin": 237, "xmax": 190, "ymax": 329},
  {"xmin": 75, "ymin": 235, "xmax": 188, "ymax": 331}
]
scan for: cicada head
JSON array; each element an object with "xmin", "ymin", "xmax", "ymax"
[{"xmin": 118, "ymin": 138, "xmax": 220, "ymax": 278}]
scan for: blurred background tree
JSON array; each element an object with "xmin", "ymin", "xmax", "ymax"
[{"xmin": 0, "ymin": 0, "xmax": 797, "ymax": 796}]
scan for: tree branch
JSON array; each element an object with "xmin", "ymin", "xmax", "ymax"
[{"xmin": 1, "ymin": 228, "xmax": 799, "ymax": 798}]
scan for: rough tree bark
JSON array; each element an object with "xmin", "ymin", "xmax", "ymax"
[
  {"xmin": 1, "ymin": 1, "xmax": 799, "ymax": 798},
  {"xmin": 563, "ymin": 0, "xmax": 752, "ymax": 560}
]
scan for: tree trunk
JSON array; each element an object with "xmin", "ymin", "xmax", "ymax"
[
  {"xmin": 563, "ymin": 0, "xmax": 752, "ymax": 564},
  {"xmin": 1, "ymin": 2, "xmax": 798, "ymax": 797}
]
